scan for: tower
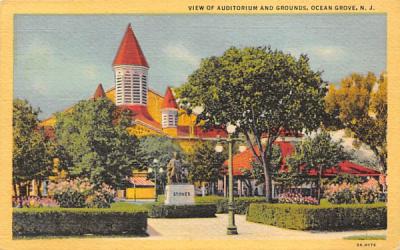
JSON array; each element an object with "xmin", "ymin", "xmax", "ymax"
[
  {"xmin": 113, "ymin": 24, "xmax": 149, "ymax": 106},
  {"xmin": 162, "ymin": 87, "xmax": 178, "ymax": 136}
]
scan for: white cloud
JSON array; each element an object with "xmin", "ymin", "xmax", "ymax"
[
  {"xmin": 311, "ymin": 46, "xmax": 345, "ymax": 61},
  {"xmin": 285, "ymin": 46, "xmax": 345, "ymax": 61},
  {"xmin": 163, "ymin": 43, "xmax": 200, "ymax": 67}
]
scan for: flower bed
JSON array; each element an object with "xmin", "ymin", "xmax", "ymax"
[
  {"xmin": 12, "ymin": 197, "xmax": 59, "ymax": 208},
  {"xmin": 13, "ymin": 207, "xmax": 148, "ymax": 237},
  {"xmin": 246, "ymin": 202, "xmax": 386, "ymax": 231},
  {"xmin": 277, "ymin": 193, "xmax": 318, "ymax": 205}
]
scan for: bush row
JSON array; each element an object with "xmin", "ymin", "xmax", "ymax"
[
  {"xmin": 195, "ymin": 196, "xmax": 266, "ymax": 214},
  {"xmin": 149, "ymin": 204, "xmax": 217, "ymax": 218},
  {"xmin": 13, "ymin": 207, "xmax": 148, "ymax": 237},
  {"xmin": 246, "ymin": 203, "xmax": 387, "ymax": 231},
  {"xmin": 157, "ymin": 195, "xmax": 266, "ymax": 214}
]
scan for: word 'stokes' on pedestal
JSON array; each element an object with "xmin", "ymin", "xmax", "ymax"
[{"xmin": 164, "ymin": 184, "xmax": 195, "ymax": 205}]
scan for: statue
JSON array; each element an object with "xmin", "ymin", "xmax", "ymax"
[
  {"xmin": 166, "ymin": 152, "xmax": 183, "ymax": 184},
  {"xmin": 164, "ymin": 152, "xmax": 194, "ymax": 205}
]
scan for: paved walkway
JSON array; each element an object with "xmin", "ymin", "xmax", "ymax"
[{"xmin": 144, "ymin": 214, "xmax": 386, "ymax": 240}]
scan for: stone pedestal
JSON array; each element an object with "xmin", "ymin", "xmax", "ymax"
[{"xmin": 164, "ymin": 184, "xmax": 195, "ymax": 205}]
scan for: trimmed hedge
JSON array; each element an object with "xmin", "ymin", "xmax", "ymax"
[
  {"xmin": 196, "ymin": 196, "xmax": 265, "ymax": 214},
  {"xmin": 13, "ymin": 207, "xmax": 148, "ymax": 237},
  {"xmin": 149, "ymin": 204, "xmax": 216, "ymax": 218},
  {"xmin": 247, "ymin": 203, "xmax": 387, "ymax": 231},
  {"xmin": 157, "ymin": 195, "xmax": 266, "ymax": 214}
]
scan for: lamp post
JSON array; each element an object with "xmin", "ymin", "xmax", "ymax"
[
  {"xmin": 149, "ymin": 159, "xmax": 163, "ymax": 202},
  {"xmin": 215, "ymin": 124, "xmax": 246, "ymax": 235}
]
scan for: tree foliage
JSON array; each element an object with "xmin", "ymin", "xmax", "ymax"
[
  {"xmin": 139, "ymin": 135, "xmax": 184, "ymax": 190},
  {"xmin": 139, "ymin": 135, "xmax": 184, "ymax": 169},
  {"xmin": 55, "ymin": 98, "xmax": 143, "ymax": 189},
  {"xmin": 13, "ymin": 99, "xmax": 54, "ymax": 196},
  {"xmin": 325, "ymin": 72, "xmax": 387, "ymax": 173},
  {"xmin": 186, "ymin": 141, "xmax": 227, "ymax": 184},
  {"xmin": 286, "ymin": 132, "xmax": 350, "ymax": 203},
  {"xmin": 178, "ymin": 46, "xmax": 327, "ymax": 201}
]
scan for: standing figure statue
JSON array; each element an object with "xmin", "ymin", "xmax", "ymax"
[{"xmin": 167, "ymin": 152, "xmax": 183, "ymax": 184}]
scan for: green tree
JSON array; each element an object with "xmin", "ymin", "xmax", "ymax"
[
  {"xmin": 186, "ymin": 141, "xmax": 227, "ymax": 194},
  {"xmin": 139, "ymin": 135, "xmax": 184, "ymax": 193},
  {"xmin": 13, "ymin": 99, "xmax": 54, "ymax": 197},
  {"xmin": 325, "ymin": 72, "xmax": 387, "ymax": 173},
  {"xmin": 240, "ymin": 144, "xmax": 281, "ymax": 195},
  {"xmin": 286, "ymin": 132, "xmax": 350, "ymax": 203},
  {"xmin": 178, "ymin": 46, "xmax": 327, "ymax": 202},
  {"xmin": 55, "ymin": 98, "xmax": 143, "ymax": 189}
]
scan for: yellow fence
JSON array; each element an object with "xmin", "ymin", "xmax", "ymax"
[{"xmin": 126, "ymin": 187, "xmax": 155, "ymax": 199}]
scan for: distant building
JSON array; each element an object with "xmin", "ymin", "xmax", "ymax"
[{"xmin": 40, "ymin": 23, "xmax": 226, "ymax": 153}]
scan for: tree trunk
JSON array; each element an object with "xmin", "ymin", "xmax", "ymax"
[
  {"xmin": 19, "ymin": 183, "xmax": 26, "ymax": 198},
  {"xmin": 263, "ymin": 164, "xmax": 273, "ymax": 202},
  {"xmin": 36, "ymin": 180, "xmax": 42, "ymax": 198}
]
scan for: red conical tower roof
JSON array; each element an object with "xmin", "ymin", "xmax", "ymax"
[
  {"xmin": 93, "ymin": 83, "xmax": 106, "ymax": 99},
  {"xmin": 113, "ymin": 23, "xmax": 149, "ymax": 67},
  {"xmin": 163, "ymin": 87, "xmax": 178, "ymax": 109}
]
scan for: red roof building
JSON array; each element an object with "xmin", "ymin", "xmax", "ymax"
[{"xmin": 224, "ymin": 141, "xmax": 381, "ymax": 177}]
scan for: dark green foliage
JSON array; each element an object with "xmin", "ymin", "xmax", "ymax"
[
  {"xmin": 186, "ymin": 141, "xmax": 227, "ymax": 184},
  {"xmin": 247, "ymin": 203, "xmax": 386, "ymax": 231},
  {"xmin": 149, "ymin": 204, "xmax": 216, "ymax": 218},
  {"xmin": 55, "ymin": 98, "xmax": 144, "ymax": 189},
  {"xmin": 13, "ymin": 207, "xmax": 148, "ymax": 237},
  {"xmin": 13, "ymin": 99, "xmax": 54, "ymax": 196},
  {"xmin": 54, "ymin": 190, "xmax": 86, "ymax": 208},
  {"xmin": 323, "ymin": 174, "xmax": 363, "ymax": 185}
]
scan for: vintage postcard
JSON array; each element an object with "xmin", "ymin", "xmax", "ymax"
[{"xmin": 0, "ymin": 0, "xmax": 399, "ymax": 249}]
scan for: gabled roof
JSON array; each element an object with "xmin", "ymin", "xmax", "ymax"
[
  {"xmin": 163, "ymin": 87, "xmax": 178, "ymax": 109},
  {"xmin": 93, "ymin": 83, "xmax": 106, "ymax": 99},
  {"xmin": 113, "ymin": 23, "xmax": 149, "ymax": 67}
]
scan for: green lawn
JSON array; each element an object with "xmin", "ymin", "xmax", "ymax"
[{"xmin": 343, "ymin": 235, "xmax": 386, "ymax": 240}]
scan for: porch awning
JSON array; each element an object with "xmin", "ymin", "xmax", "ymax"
[{"xmin": 129, "ymin": 177, "xmax": 154, "ymax": 187}]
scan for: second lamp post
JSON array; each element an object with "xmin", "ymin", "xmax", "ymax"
[{"xmin": 215, "ymin": 124, "xmax": 246, "ymax": 235}]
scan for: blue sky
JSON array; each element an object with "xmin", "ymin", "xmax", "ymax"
[{"xmin": 14, "ymin": 15, "xmax": 386, "ymax": 119}]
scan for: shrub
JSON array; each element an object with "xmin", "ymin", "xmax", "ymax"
[
  {"xmin": 324, "ymin": 179, "xmax": 381, "ymax": 204},
  {"xmin": 48, "ymin": 179, "xmax": 115, "ymax": 208},
  {"xmin": 86, "ymin": 183, "xmax": 116, "ymax": 208},
  {"xmin": 247, "ymin": 203, "xmax": 386, "ymax": 231},
  {"xmin": 13, "ymin": 207, "xmax": 148, "ymax": 237},
  {"xmin": 277, "ymin": 193, "xmax": 318, "ymax": 205},
  {"xmin": 149, "ymin": 204, "xmax": 216, "ymax": 218}
]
